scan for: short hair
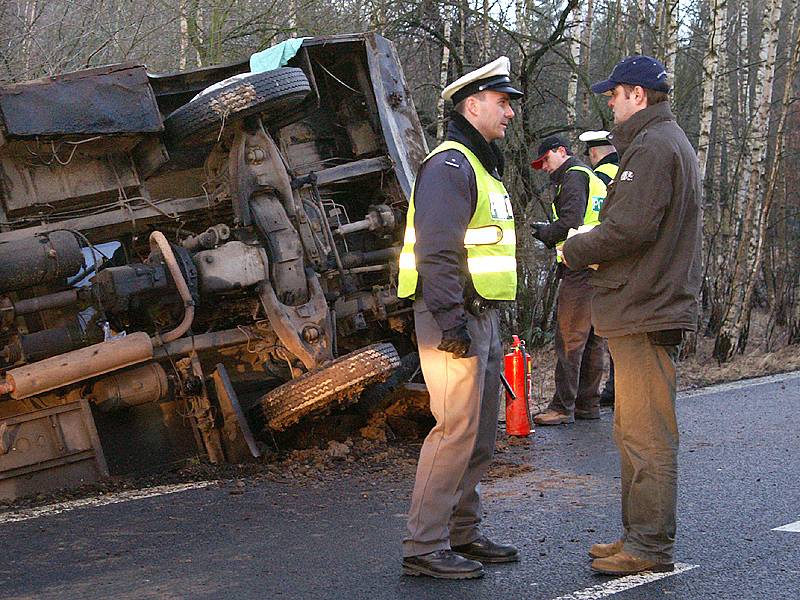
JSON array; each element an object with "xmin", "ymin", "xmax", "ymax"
[
  {"xmin": 620, "ymin": 83, "xmax": 669, "ymax": 106},
  {"xmin": 591, "ymin": 144, "xmax": 615, "ymax": 156},
  {"xmin": 454, "ymin": 91, "xmax": 487, "ymax": 115}
]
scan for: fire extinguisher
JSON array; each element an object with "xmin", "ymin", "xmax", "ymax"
[{"xmin": 503, "ymin": 335, "xmax": 533, "ymax": 437}]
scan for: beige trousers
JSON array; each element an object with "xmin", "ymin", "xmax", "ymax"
[
  {"xmin": 609, "ymin": 333, "xmax": 680, "ymax": 563},
  {"xmin": 402, "ymin": 300, "xmax": 502, "ymax": 557}
]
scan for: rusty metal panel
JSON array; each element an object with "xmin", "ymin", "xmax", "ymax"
[
  {"xmin": 0, "ymin": 63, "xmax": 162, "ymax": 139},
  {"xmin": 0, "ymin": 152, "xmax": 141, "ymax": 216},
  {"xmin": 0, "ymin": 400, "xmax": 108, "ymax": 501},
  {"xmin": 363, "ymin": 33, "xmax": 429, "ymax": 200}
]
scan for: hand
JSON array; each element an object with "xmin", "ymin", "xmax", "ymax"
[
  {"xmin": 530, "ymin": 222, "xmax": 546, "ymax": 242},
  {"xmin": 437, "ymin": 323, "xmax": 472, "ymax": 358}
]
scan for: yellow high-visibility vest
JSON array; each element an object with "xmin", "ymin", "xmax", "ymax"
[
  {"xmin": 594, "ymin": 162, "xmax": 619, "ymax": 184},
  {"xmin": 397, "ymin": 141, "xmax": 516, "ymax": 300},
  {"xmin": 551, "ymin": 165, "xmax": 607, "ymax": 262}
]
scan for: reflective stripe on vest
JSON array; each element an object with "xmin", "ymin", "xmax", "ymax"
[
  {"xmin": 397, "ymin": 141, "xmax": 517, "ymax": 300},
  {"xmin": 551, "ymin": 165, "xmax": 608, "ymax": 263},
  {"xmin": 594, "ymin": 162, "xmax": 619, "ymax": 184}
]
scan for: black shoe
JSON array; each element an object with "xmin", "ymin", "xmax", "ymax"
[
  {"xmin": 402, "ymin": 550, "xmax": 484, "ymax": 579},
  {"xmin": 451, "ymin": 535, "xmax": 519, "ymax": 563}
]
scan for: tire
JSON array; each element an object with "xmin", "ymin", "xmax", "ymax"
[
  {"xmin": 164, "ymin": 68, "xmax": 311, "ymax": 147},
  {"xmin": 258, "ymin": 343, "xmax": 401, "ymax": 432}
]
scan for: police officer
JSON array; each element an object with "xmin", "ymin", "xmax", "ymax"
[
  {"xmin": 579, "ymin": 130, "xmax": 620, "ymax": 406},
  {"xmin": 530, "ymin": 136, "xmax": 607, "ymax": 425},
  {"xmin": 397, "ymin": 57, "xmax": 522, "ymax": 579},
  {"xmin": 579, "ymin": 130, "xmax": 619, "ymax": 185}
]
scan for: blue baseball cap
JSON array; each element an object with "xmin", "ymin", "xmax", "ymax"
[{"xmin": 590, "ymin": 55, "xmax": 671, "ymax": 94}]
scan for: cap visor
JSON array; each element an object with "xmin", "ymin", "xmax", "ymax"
[
  {"xmin": 496, "ymin": 84, "xmax": 524, "ymax": 99},
  {"xmin": 590, "ymin": 79, "xmax": 616, "ymax": 94},
  {"xmin": 530, "ymin": 155, "xmax": 546, "ymax": 170}
]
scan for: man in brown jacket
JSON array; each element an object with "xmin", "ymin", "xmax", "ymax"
[{"xmin": 562, "ymin": 55, "xmax": 702, "ymax": 575}]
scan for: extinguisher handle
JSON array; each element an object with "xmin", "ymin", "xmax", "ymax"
[{"xmin": 499, "ymin": 373, "xmax": 516, "ymax": 400}]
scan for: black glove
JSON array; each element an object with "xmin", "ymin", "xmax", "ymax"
[
  {"xmin": 530, "ymin": 222, "xmax": 547, "ymax": 242},
  {"xmin": 437, "ymin": 323, "xmax": 472, "ymax": 358}
]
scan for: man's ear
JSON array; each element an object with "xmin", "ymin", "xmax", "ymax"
[
  {"xmin": 465, "ymin": 94, "xmax": 483, "ymax": 118},
  {"xmin": 635, "ymin": 85, "xmax": 647, "ymax": 106}
]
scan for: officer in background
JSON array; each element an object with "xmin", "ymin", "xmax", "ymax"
[
  {"xmin": 397, "ymin": 57, "xmax": 522, "ymax": 580},
  {"xmin": 580, "ymin": 129, "xmax": 619, "ymax": 185},
  {"xmin": 579, "ymin": 130, "xmax": 620, "ymax": 406},
  {"xmin": 530, "ymin": 136, "xmax": 607, "ymax": 425}
]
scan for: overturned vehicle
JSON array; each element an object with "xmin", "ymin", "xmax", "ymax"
[{"xmin": 0, "ymin": 33, "xmax": 428, "ymax": 499}]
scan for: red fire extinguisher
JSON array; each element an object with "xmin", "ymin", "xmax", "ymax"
[{"xmin": 503, "ymin": 335, "xmax": 533, "ymax": 437}]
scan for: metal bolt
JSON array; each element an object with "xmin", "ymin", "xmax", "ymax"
[
  {"xmin": 246, "ymin": 147, "xmax": 265, "ymax": 164},
  {"xmin": 302, "ymin": 326, "xmax": 320, "ymax": 343}
]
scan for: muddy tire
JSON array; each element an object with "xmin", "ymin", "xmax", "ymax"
[
  {"xmin": 164, "ymin": 68, "xmax": 311, "ymax": 147},
  {"xmin": 258, "ymin": 343, "xmax": 401, "ymax": 431}
]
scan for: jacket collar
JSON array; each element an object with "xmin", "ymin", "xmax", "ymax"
[
  {"xmin": 447, "ymin": 111, "xmax": 505, "ymax": 178},
  {"xmin": 609, "ymin": 102, "xmax": 674, "ymax": 155},
  {"xmin": 549, "ymin": 155, "xmax": 584, "ymax": 185}
]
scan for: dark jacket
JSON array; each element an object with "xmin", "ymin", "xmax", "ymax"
[
  {"xmin": 562, "ymin": 102, "xmax": 702, "ymax": 338},
  {"xmin": 412, "ymin": 112, "xmax": 505, "ymax": 332},
  {"xmin": 535, "ymin": 156, "xmax": 590, "ymax": 249}
]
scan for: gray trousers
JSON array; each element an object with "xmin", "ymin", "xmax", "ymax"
[
  {"xmin": 549, "ymin": 268, "xmax": 605, "ymax": 415},
  {"xmin": 402, "ymin": 300, "xmax": 502, "ymax": 557},
  {"xmin": 609, "ymin": 333, "xmax": 679, "ymax": 563}
]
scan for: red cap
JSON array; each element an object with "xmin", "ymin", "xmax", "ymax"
[
  {"xmin": 530, "ymin": 154, "xmax": 547, "ymax": 170},
  {"xmin": 530, "ymin": 135, "xmax": 571, "ymax": 170}
]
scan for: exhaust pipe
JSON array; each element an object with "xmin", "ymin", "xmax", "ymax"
[{"xmin": 0, "ymin": 231, "xmax": 196, "ymax": 399}]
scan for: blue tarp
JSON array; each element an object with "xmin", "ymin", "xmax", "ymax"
[{"xmin": 250, "ymin": 38, "xmax": 309, "ymax": 73}]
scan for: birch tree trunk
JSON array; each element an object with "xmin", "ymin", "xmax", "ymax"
[
  {"xmin": 739, "ymin": 0, "xmax": 750, "ymax": 119},
  {"xmin": 460, "ymin": 0, "xmax": 466, "ymax": 66},
  {"xmin": 738, "ymin": 0, "xmax": 800, "ymax": 351},
  {"xmin": 516, "ymin": 0, "xmax": 528, "ymax": 39},
  {"xmin": 580, "ymin": 0, "xmax": 593, "ymax": 117},
  {"xmin": 436, "ymin": 16, "xmax": 452, "ymax": 142},
  {"xmin": 179, "ymin": 0, "xmax": 190, "ymax": 70},
  {"xmin": 22, "ymin": 0, "xmax": 38, "ymax": 76},
  {"xmin": 664, "ymin": 0, "xmax": 679, "ymax": 87},
  {"xmin": 714, "ymin": 0, "xmax": 784, "ymax": 361},
  {"xmin": 565, "ymin": 1, "xmax": 584, "ymax": 139},
  {"xmin": 483, "ymin": 0, "xmax": 489, "ymax": 61},
  {"xmin": 697, "ymin": 0, "xmax": 727, "ymax": 181},
  {"xmin": 705, "ymin": 0, "xmax": 733, "ymax": 333},
  {"xmin": 635, "ymin": 0, "xmax": 648, "ymax": 53},
  {"xmin": 288, "ymin": 0, "xmax": 298, "ymax": 37}
]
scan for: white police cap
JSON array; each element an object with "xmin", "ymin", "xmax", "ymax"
[
  {"xmin": 442, "ymin": 56, "xmax": 523, "ymax": 104},
  {"xmin": 578, "ymin": 130, "xmax": 612, "ymax": 144}
]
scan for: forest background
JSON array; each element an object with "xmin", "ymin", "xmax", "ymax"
[{"xmin": 1, "ymin": 0, "xmax": 798, "ymax": 366}]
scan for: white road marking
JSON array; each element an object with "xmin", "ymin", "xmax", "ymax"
[
  {"xmin": 679, "ymin": 370, "xmax": 800, "ymax": 399},
  {"xmin": 772, "ymin": 520, "xmax": 800, "ymax": 532},
  {"xmin": 550, "ymin": 563, "xmax": 699, "ymax": 600},
  {"xmin": 0, "ymin": 480, "xmax": 218, "ymax": 525}
]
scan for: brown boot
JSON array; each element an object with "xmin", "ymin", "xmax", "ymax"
[
  {"xmin": 575, "ymin": 408, "xmax": 601, "ymax": 420},
  {"xmin": 588, "ymin": 540, "xmax": 623, "ymax": 559},
  {"xmin": 591, "ymin": 551, "xmax": 674, "ymax": 575},
  {"xmin": 533, "ymin": 409, "xmax": 574, "ymax": 425}
]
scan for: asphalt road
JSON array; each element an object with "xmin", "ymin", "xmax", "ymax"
[{"xmin": 1, "ymin": 372, "xmax": 798, "ymax": 600}]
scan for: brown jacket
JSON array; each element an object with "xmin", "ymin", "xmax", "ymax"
[{"xmin": 562, "ymin": 102, "xmax": 702, "ymax": 338}]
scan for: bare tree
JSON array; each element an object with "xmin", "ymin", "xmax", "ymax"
[{"xmin": 714, "ymin": 0, "xmax": 784, "ymax": 361}]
